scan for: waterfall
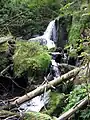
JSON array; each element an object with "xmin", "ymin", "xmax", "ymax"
[
  {"xmin": 29, "ymin": 20, "xmax": 57, "ymax": 49},
  {"xmin": 20, "ymin": 20, "xmax": 60, "ymax": 113},
  {"xmin": 43, "ymin": 20, "xmax": 57, "ymax": 42},
  {"xmin": 46, "ymin": 59, "xmax": 60, "ymax": 81},
  {"xmin": 51, "ymin": 59, "xmax": 60, "ymax": 78}
]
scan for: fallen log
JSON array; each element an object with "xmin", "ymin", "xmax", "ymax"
[
  {"xmin": 0, "ymin": 36, "xmax": 13, "ymax": 44},
  {"xmin": 57, "ymin": 96, "xmax": 88, "ymax": 120},
  {"xmin": 58, "ymin": 63, "xmax": 76, "ymax": 71},
  {"xmin": 3, "ymin": 67, "xmax": 81, "ymax": 110}
]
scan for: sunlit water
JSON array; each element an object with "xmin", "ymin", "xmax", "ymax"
[
  {"xmin": 19, "ymin": 20, "xmax": 60, "ymax": 113},
  {"xmin": 29, "ymin": 20, "xmax": 57, "ymax": 49}
]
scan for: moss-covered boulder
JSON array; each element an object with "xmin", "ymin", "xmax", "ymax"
[
  {"xmin": 24, "ymin": 112, "xmax": 54, "ymax": 120},
  {"xmin": 13, "ymin": 41, "xmax": 51, "ymax": 79}
]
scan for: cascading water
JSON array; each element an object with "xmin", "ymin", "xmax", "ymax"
[
  {"xmin": 47, "ymin": 59, "xmax": 60, "ymax": 81},
  {"xmin": 43, "ymin": 20, "xmax": 57, "ymax": 42},
  {"xmin": 18, "ymin": 90, "xmax": 50, "ymax": 113},
  {"xmin": 19, "ymin": 20, "xmax": 60, "ymax": 113},
  {"xmin": 29, "ymin": 20, "xmax": 57, "ymax": 49}
]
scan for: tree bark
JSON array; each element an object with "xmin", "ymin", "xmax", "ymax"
[
  {"xmin": 57, "ymin": 97, "xmax": 88, "ymax": 120},
  {"xmin": 0, "ymin": 36, "xmax": 13, "ymax": 44},
  {"xmin": 3, "ymin": 67, "xmax": 81, "ymax": 110},
  {"xmin": 58, "ymin": 63, "xmax": 76, "ymax": 70}
]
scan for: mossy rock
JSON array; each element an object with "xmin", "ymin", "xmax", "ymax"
[
  {"xmin": 41, "ymin": 91, "xmax": 66, "ymax": 117},
  {"xmin": 13, "ymin": 41, "xmax": 51, "ymax": 78},
  {"xmin": 24, "ymin": 112, "xmax": 53, "ymax": 120},
  {"xmin": 0, "ymin": 42, "xmax": 8, "ymax": 72}
]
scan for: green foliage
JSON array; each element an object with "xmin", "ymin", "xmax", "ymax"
[
  {"xmin": 79, "ymin": 107, "xmax": 90, "ymax": 120},
  {"xmin": 68, "ymin": 11, "xmax": 83, "ymax": 44},
  {"xmin": 64, "ymin": 1, "xmax": 90, "ymax": 58},
  {"xmin": 64, "ymin": 84, "xmax": 90, "ymax": 112},
  {"xmin": 0, "ymin": 42, "xmax": 8, "ymax": 52},
  {"xmin": 13, "ymin": 41, "xmax": 51, "ymax": 77},
  {"xmin": 0, "ymin": 0, "xmax": 61, "ymax": 37}
]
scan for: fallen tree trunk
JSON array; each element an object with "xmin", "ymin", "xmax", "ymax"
[
  {"xmin": 0, "ymin": 36, "xmax": 13, "ymax": 44},
  {"xmin": 58, "ymin": 63, "xmax": 76, "ymax": 71},
  {"xmin": 57, "ymin": 97, "xmax": 88, "ymax": 120},
  {"xmin": 3, "ymin": 67, "xmax": 81, "ymax": 110}
]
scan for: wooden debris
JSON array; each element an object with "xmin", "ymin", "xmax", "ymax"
[{"xmin": 3, "ymin": 67, "xmax": 81, "ymax": 109}]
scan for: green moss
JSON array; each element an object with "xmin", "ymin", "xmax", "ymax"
[
  {"xmin": 69, "ymin": 12, "xmax": 82, "ymax": 44},
  {"xmin": 69, "ymin": 7, "xmax": 90, "ymax": 41},
  {"xmin": 13, "ymin": 41, "xmax": 51, "ymax": 77},
  {"xmin": 0, "ymin": 42, "xmax": 8, "ymax": 52},
  {"xmin": 42, "ymin": 91, "xmax": 66, "ymax": 117},
  {"xmin": 24, "ymin": 112, "xmax": 53, "ymax": 120},
  {"xmin": 0, "ymin": 110, "xmax": 19, "ymax": 118}
]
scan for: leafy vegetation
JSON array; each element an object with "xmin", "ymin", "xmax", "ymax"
[
  {"xmin": 0, "ymin": 0, "xmax": 62, "ymax": 38},
  {"xmin": 64, "ymin": 84, "xmax": 88, "ymax": 112},
  {"xmin": 0, "ymin": 0, "xmax": 90, "ymax": 119},
  {"xmin": 79, "ymin": 107, "xmax": 90, "ymax": 120}
]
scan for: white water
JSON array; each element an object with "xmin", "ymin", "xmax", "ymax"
[
  {"xmin": 29, "ymin": 20, "xmax": 57, "ymax": 49},
  {"xmin": 51, "ymin": 59, "xmax": 60, "ymax": 78},
  {"xmin": 19, "ymin": 20, "xmax": 60, "ymax": 113},
  {"xmin": 43, "ymin": 20, "xmax": 57, "ymax": 42},
  {"xmin": 18, "ymin": 60, "xmax": 60, "ymax": 113},
  {"xmin": 18, "ymin": 90, "xmax": 50, "ymax": 113}
]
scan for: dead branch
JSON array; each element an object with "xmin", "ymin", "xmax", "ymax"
[
  {"xmin": 0, "ymin": 36, "xmax": 13, "ymax": 44},
  {"xmin": 0, "ymin": 64, "xmax": 13, "ymax": 75}
]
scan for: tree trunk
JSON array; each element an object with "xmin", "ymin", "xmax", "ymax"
[{"xmin": 0, "ymin": 36, "xmax": 13, "ymax": 44}]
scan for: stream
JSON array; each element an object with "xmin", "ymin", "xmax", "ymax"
[{"xmin": 18, "ymin": 19, "xmax": 61, "ymax": 113}]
